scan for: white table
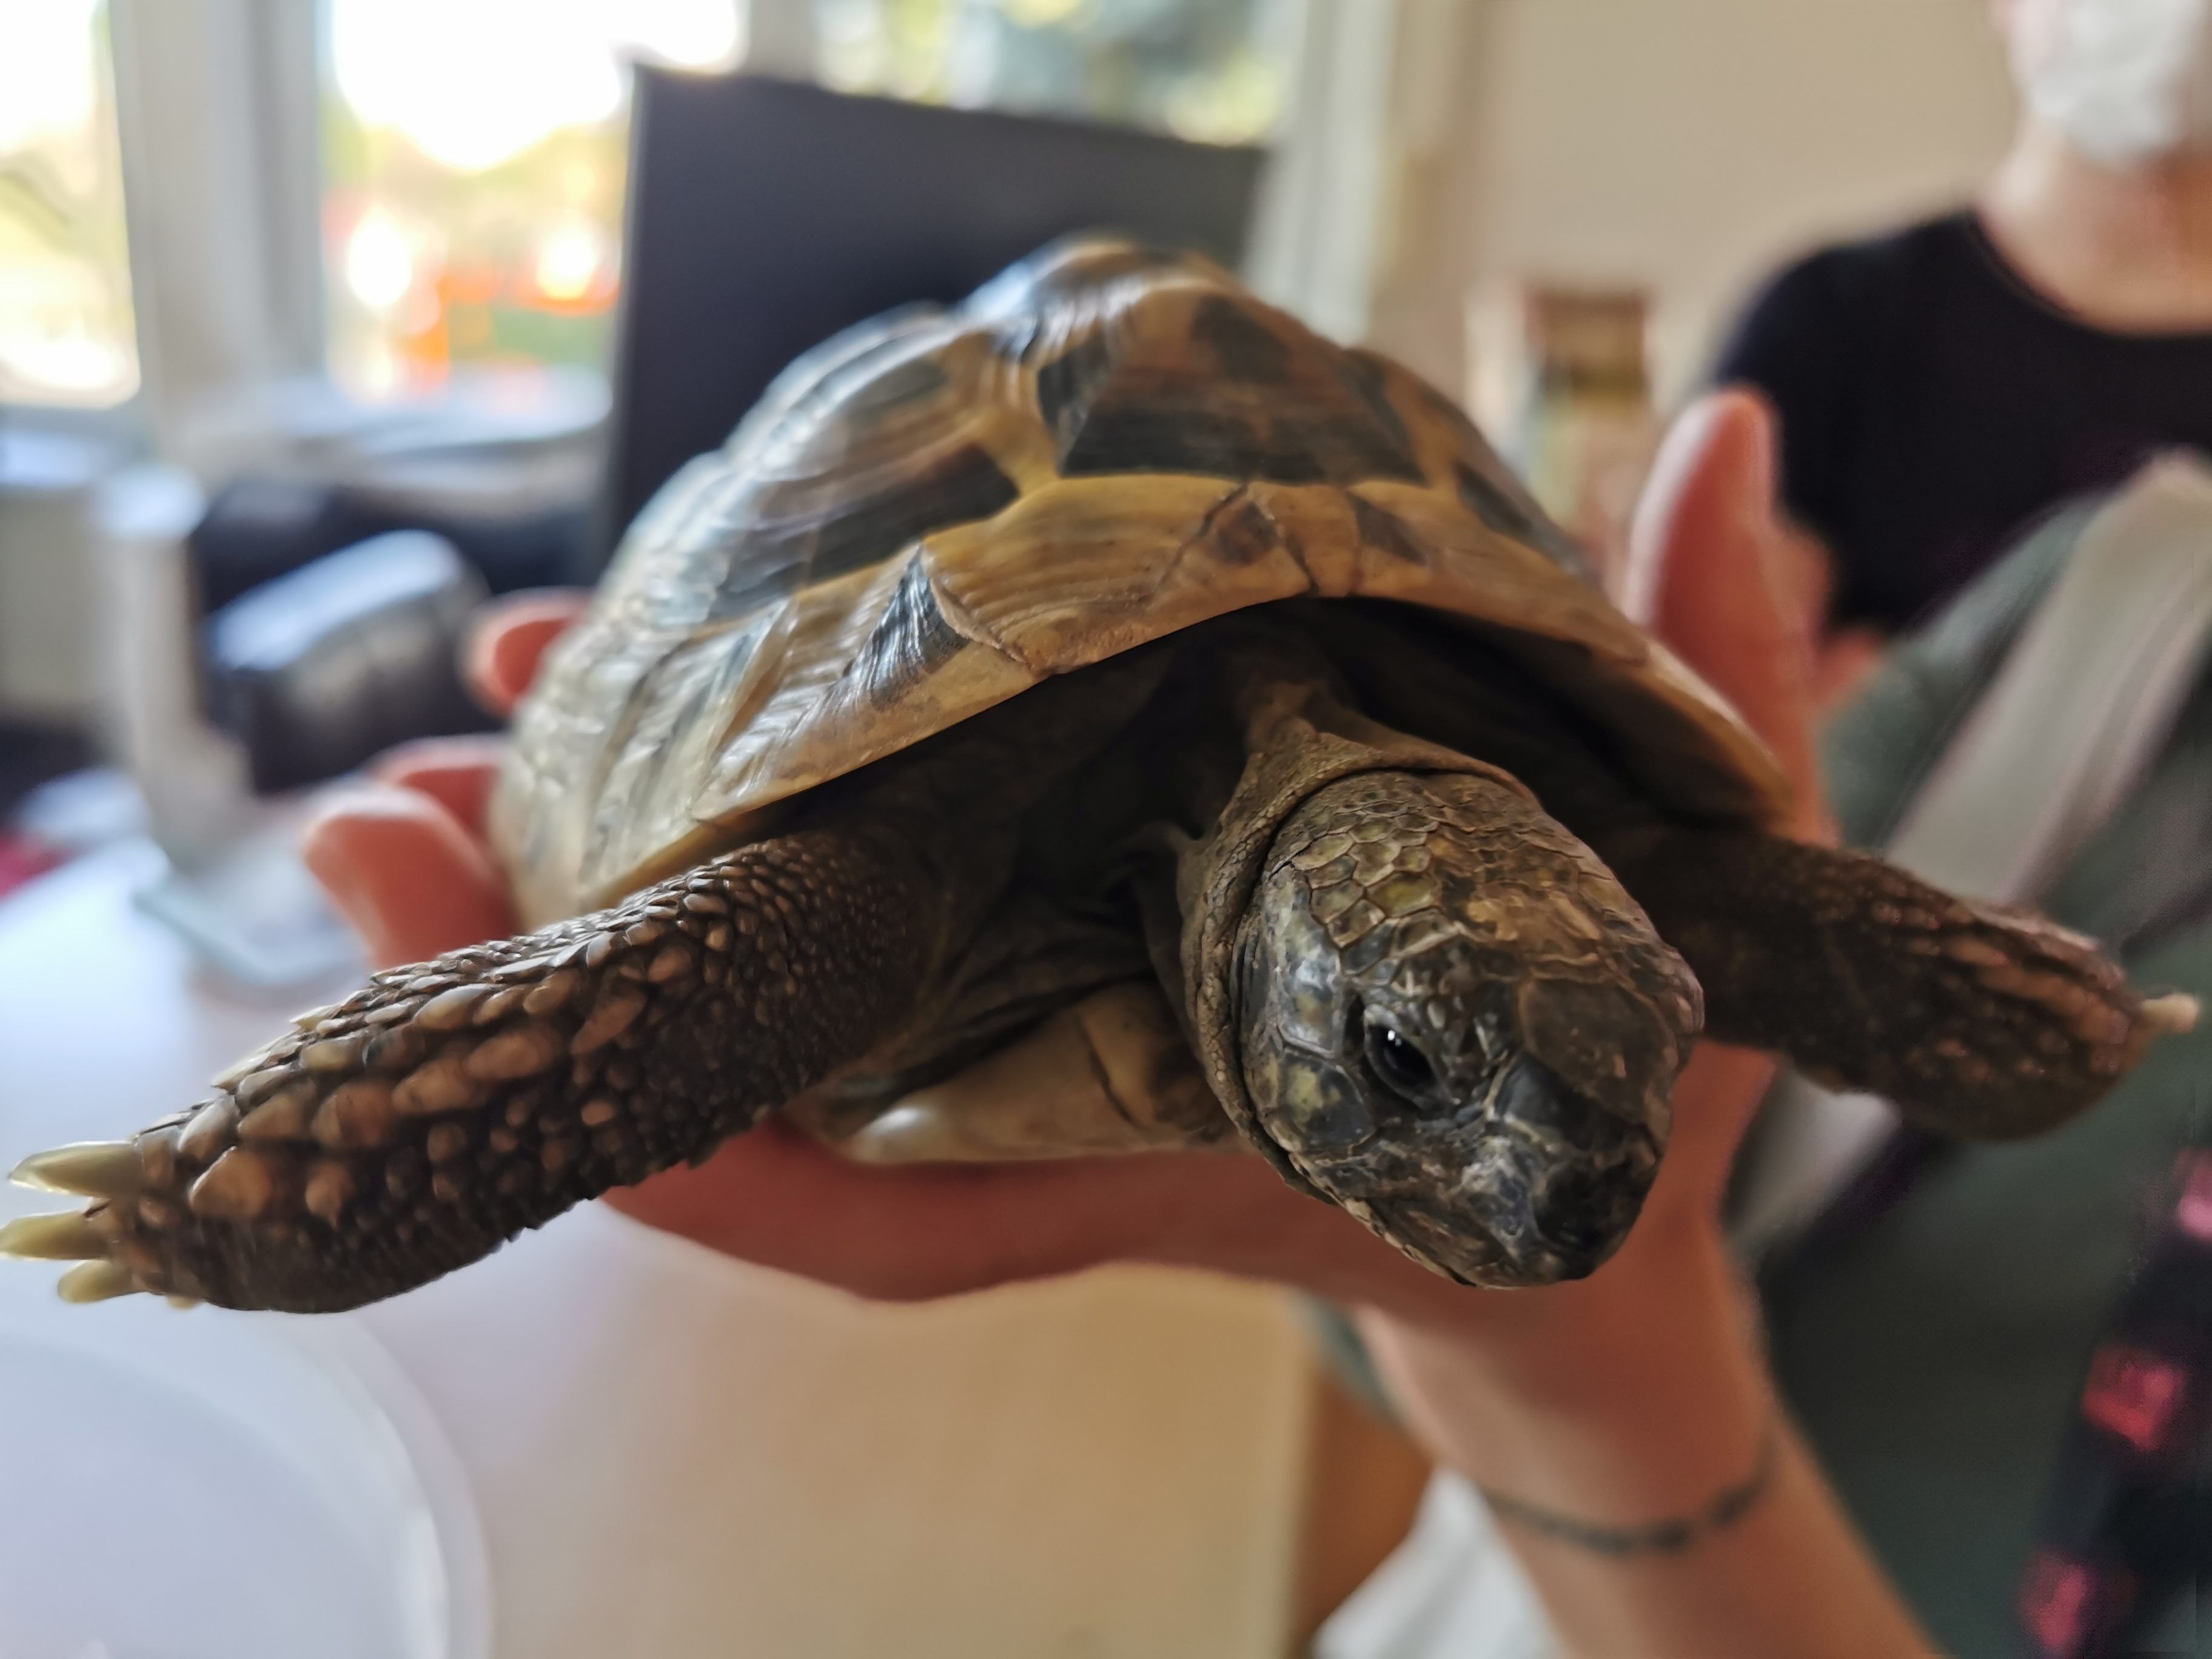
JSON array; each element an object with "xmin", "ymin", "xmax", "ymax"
[{"xmin": 0, "ymin": 842, "xmax": 1319, "ymax": 1657}]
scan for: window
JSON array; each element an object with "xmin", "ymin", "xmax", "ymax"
[
  {"xmin": 814, "ymin": 0, "xmax": 1287, "ymax": 144},
  {"xmin": 321, "ymin": 0, "xmax": 1296, "ymax": 403},
  {"xmin": 321, "ymin": 0, "xmax": 744, "ymax": 400},
  {"xmin": 0, "ymin": 0, "xmax": 137, "ymax": 406}
]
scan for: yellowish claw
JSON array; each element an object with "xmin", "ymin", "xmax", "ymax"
[
  {"xmin": 10, "ymin": 1141, "xmax": 142, "ymax": 1200},
  {"xmin": 56, "ymin": 1261, "xmax": 141, "ymax": 1304},
  {"xmin": 0, "ymin": 1211, "xmax": 106, "ymax": 1262},
  {"xmin": 2143, "ymin": 992, "xmax": 2202, "ymax": 1036}
]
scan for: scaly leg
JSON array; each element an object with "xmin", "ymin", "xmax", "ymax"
[
  {"xmin": 1598, "ymin": 826, "xmax": 2198, "ymax": 1140},
  {"xmin": 5, "ymin": 828, "xmax": 937, "ymax": 1311}
]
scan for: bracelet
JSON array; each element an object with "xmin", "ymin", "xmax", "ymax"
[{"xmin": 1474, "ymin": 1418, "xmax": 1781, "ymax": 1558}]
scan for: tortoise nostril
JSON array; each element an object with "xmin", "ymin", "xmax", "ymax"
[
  {"xmin": 1531, "ymin": 1162, "xmax": 1647, "ymax": 1266},
  {"xmin": 1482, "ymin": 1053, "xmax": 1660, "ymax": 1278}
]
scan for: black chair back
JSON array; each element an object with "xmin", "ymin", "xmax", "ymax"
[{"xmin": 596, "ymin": 69, "xmax": 1266, "ymax": 574}]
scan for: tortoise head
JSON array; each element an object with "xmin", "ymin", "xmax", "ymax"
[{"xmin": 1233, "ymin": 769, "xmax": 1701, "ymax": 1287}]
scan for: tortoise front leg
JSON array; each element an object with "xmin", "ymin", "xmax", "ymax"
[
  {"xmin": 4, "ymin": 828, "xmax": 937, "ymax": 1311},
  {"xmin": 1598, "ymin": 826, "xmax": 2198, "ymax": 1140}
]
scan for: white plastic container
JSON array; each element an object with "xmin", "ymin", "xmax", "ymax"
[{"xmin": 0, "ymin": 1272, "xmax": 489, "ymax": 1659}]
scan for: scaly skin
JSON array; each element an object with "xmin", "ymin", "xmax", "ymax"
[
  {"xmin": 1596, "ymin": 827, "xmax": 2188, "ymax": 1140},
  {"xmin": 13, "ymin": 831, "xmax": 935, "ymax": 1310},
  {"xmin": 1237, "ymin": 771, "xmax": 1701, "ymax": 1287}
]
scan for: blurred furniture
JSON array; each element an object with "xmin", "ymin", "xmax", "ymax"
[
  {"xmin": 1513, "ymin": 286, "xmax": 1658, "ymax": 586},
  {"xmin": 601, "ymin": 70, "xmax": 1266, "ymax": 568},
  {"xmin": 188, "ymin": 472, "xmax": 581, "ymax": 617},
  {"xmin": 0, "ymin": 839, "xmax": 1322, "ymax": 1658},
  {"xmin": 177, "ymin": 368, "xmax": 607, "ymax": 614},
  {"xmin": 0, "ymin": 430, "xmax": 126, "ymax": 726},
  {"xmin": 0, "ymin": 725, "xmax": 94, "ymax": 902},
  {"xmin": 204, "ymin": 532, "xmax": 491, "ymax": 794},
  {"xmin": 95, "ymin": 370, "xmax": 605, "ymax": 811},
  {"xmin": 90, "ymin": 460, "xmax": 532, "ymax": 990},
  {"xmin": 75, "ymin": 377, "xmax": 606, "ymax": 986},
  {"xmin": 179, "ymin": 373, "xmax": 608, "ymax": 790}
]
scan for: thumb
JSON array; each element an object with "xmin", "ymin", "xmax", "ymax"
[{"xmin": 1623, "ymin": 389, "xmax": 1826, "ymax": 837}]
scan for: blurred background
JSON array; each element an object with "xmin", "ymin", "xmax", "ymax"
[
  {"xmin": 0, "ymin": 0, "xmax": 2016, "ymax": 920},
  {"xmin": 0, "ymin": 3, "xmax": 2040, "ymax": 1655}
]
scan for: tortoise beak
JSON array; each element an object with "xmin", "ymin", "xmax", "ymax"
[
  {"xmin": 1475, "ymin": 1053, "xmax": 1663, "ymax": 1281},
  {"xmin": 1349, "ymin": 1051, "xmax": 1662, "ymax": 1288}
]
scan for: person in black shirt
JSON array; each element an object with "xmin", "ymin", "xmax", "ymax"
[
  {"xmin": 1711, "ymin": 4, "xmax": 2212, "ymax": 1654},
  {"xmin": 1714, "ymin": 0, "xmax": 2212, "ymax": 659},
  {"xmin": 1716, "ymin": 213, "xmax": 2212, "ymax": 635}
]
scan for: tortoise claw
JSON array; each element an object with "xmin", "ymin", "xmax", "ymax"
[
  {"xmin": 1, "ymin": 1201, "xmax": 158, "ymax": 1303},
  {"xmin": 0, "ymin": 1211, "xmax": 109, "ymax": 1262},
  {"xmin": 4, "ymin": 1141, "xmax": 175, "ymax": 1302},
  {"xmin": 10, "ymin": 1140, "xmax": 143, "ymax": 1201},
  {"xmin": 2142, "ymin": 992, "xmax": 2202, "ymax": 1036},
  {"xmin": 56, "ymin": 1261, "xmax": 142, "ymax": 1304}
]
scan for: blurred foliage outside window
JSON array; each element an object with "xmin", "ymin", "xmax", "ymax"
[
  {"xmin": 324, "ymin": 0, "xmax": 1286, "ymax": 401},
  {"xmin": 0, "ymin": 0, "xmax": 138, "ymax": 407},
  {"xmin": 323, "ymin": 0, "xmax": 745, "ymax": 401},
  {"xmin": 816, "ymin": 0, "xmax": 1286, "ymax": 143}
]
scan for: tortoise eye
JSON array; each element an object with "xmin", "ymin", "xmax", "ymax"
[{"xmin": 1363, "ymin": 1019, "xmax": 1438, "ymax": 1103}]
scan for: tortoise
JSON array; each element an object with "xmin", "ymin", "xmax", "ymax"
[{"xmin": 6, "ymin": 240, "xmax": 2195, "ymax": 1312}]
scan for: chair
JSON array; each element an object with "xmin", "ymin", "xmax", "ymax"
[{"xmin": 597, "ymin": 69, "xmax": 1266, "ymax": 572}]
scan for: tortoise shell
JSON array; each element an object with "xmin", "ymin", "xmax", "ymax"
[{"xmin": 497, "ymin": 240, "xmax": 1789, "ymax": 924}]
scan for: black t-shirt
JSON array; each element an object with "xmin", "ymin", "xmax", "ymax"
[{"xmin": 1712, "ymin": 210, "xmax": 2212, "ymax": 632}]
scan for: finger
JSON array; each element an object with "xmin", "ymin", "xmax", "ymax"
[
  {"xmin": 372, "ymin": 736, "xmax": 507, "ymax": 837},
  {"xmin": 603, "ymin": 1124, "xmax": 1148, "ymax": 1299},
  {"xmin": 1624, "ymin": 389, "xmax": 1827, "ymax": 837},
  {"xmin": 1626, "ymin": 390, "xmax": 1808, "ymax": 745},
  {"xmin": 1764, "ymin": 518, "xmax": 1838, "ymax": 642},
  {"xmin": 604, "ymin": 1121, "xmax": 1465, "ymax": 1315},
  {"xmin": 303, "ymin": 783, "xmax": 519, "ymax": 967},
  {"xmin": 604, "ymin": 1122, "xmax": 1208, "ymax": 1300},
  {"xmin": 464, "ymin": 590, "xmax": 591, "ymax": 717}
]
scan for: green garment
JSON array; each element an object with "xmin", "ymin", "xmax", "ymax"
[{"xmin": 1765, "ymin": 504, "xmax": 2212, "ymax": 1658}]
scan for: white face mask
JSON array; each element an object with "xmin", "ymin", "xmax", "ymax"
[{"xmin": 2010, "ymin": 0, "xmax": 2212, "ymax": 166}]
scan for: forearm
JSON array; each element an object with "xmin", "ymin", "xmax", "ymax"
[{"xmin": 1359, "ymin": 1227, "xmax": 1933, "ymax": 1659}]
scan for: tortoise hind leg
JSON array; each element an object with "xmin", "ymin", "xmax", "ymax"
[
  {"xmin": 1597, "ymin": 826, "xmax": 2197, "ymax": 1140},
  {"xmin": 4, "ymin": 826, "xmax": 939, "ymax": 1312}
]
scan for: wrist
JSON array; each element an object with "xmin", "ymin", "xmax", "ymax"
[
  {"xmin": 1374, "ymin": 1213, "xmax": 1753, "ymax": 1390},
  {"xmin": 1358, "ymin": 1224, "xmax": 1772, "ymax": 1518}
]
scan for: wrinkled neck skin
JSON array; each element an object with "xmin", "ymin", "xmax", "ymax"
[{"xmin": 1979, "ymin": 121, "xmax": 2212, "ymax": 331}]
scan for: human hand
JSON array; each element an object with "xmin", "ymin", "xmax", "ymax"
[{"xmin": 303, "ymin": 390, "xmax": 1823, "ymax": 1336}]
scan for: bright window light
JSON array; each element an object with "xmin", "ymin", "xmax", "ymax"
[
  {"xmin": 0, "ymin": 0, "xmax": 138, "ymax": 407},
  {"xmin": 323, "ymin": 0, "xmax": 1285, "ymax": 403},
  {"xmin": 341, "ymin": 209, "xmax": 417, "ymax": 312},
  {"xmin": 323, "ymin": 0, "xmax": 743, "ymax": 400}
]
